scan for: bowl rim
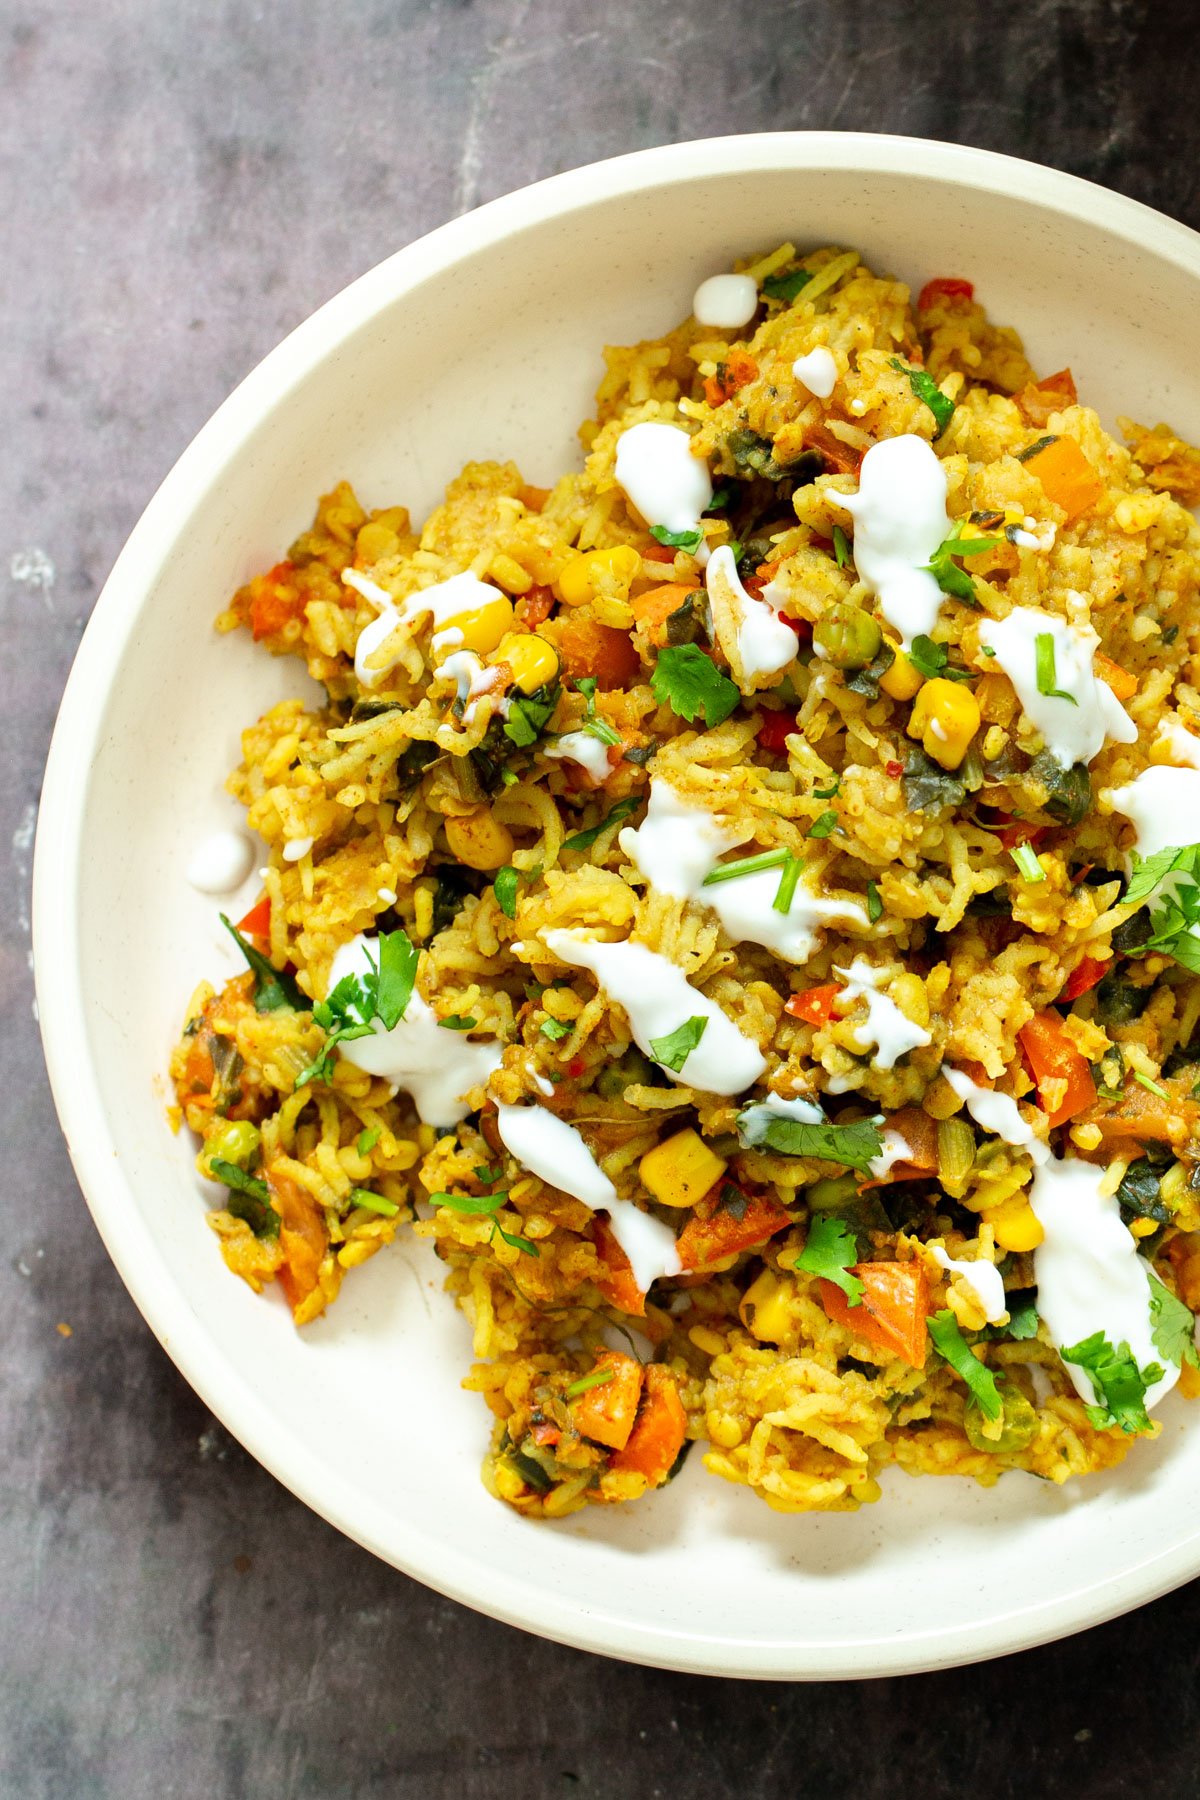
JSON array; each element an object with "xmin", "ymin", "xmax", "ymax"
[{"xmin": 33, "ymin": 130, "xmax": 1200, "ymax": 1680}]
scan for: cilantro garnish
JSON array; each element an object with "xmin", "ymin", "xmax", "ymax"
[
  {"xmin": 1034, "ymin": 632, "xmax": 1078, "ymax": 706},
  {"xmin": 219, "ymin": 912, "xmax": 303, "ymax": 1014},
  {"xmin": 561, "ymin": 796, "xmax": 640, "ymax": 853},
  {"xmin": 706, "ymin": 486, "xmax": 733, "ymax": 513},
  {"xmin": 439, "ymin": 1014, "xmax": 478, "ymax": 1031},
  {"xmin": 737, "ymin": 1103, "xmax": 883, "ymax": 1172},
  {"xmin": 762, "ymin": 268, "xmax": 813, "ymax": 304},
  {"xmin": 356, "ymin": 1125, "xmax": 381, "ymax": 1156},
  {"xmin": 832, "ymin": 524, "xmax": 851, "ymax": 569},
  {"xmin": 927, "ymin": 1309, "xmax": 1002, "ymax": 1420},
  {"xmin": 702, "ymin": 848, "xmax": 790, "ymax": 886},
  {"xmin": 649, "ymin": 1015, "xmax": 708, "ymax": 1072},
  {"xmin": 295, "ymin": 931, "xmax": 418, "ymax": 1089},
  {"xmin": 540, "ymin": 1017, "xmax": 571, "ymax": 1042},
  {"xmin": 650, "ymin": 524, "xmax": 704, "ymax": 554},
  {"xmin": 348, "ymin": 1187, "xmax": 400, "ymax": 1218},
  {"xmin": 209, "ymin": 1158, "xmax": 279, "ymax": 1240},
  {"xmin": 1122, "ymin": 844, "xmax": 1200, "ymax": 972},
  {"xmin": 504, "ymin": 681, "xmax": 560, "ymax": 748},
  {"xmin": 808, "ymin": 810, "xmax": 838, "ymax": 839},
  {"xmin": 866, "ymin": 879, "xmax": 883, "ymax": 924},
  {"xmin": 493, "ymin": 866, "xmax": 520, "ymax": 919},
  {"xmin": 576, "ymin": 676, "xmax": 621, "ymax": 746},
  {"xmin": 796, "ymin": 1215, "xmax": 864, "ymax": 1303},
  {"xmin": 812, "ymin": 777, "xmax": 841, "ymax": 799},
  {"xmin": 888, "ymin": 355, "xmax": 955, "ymax": 437},
  {"xmin": 907, "ymin": 634, "xmax": 973, "ymax": 684},
  {"xmin": 1148, "ymin": 1269, "xmax": 1200, "ymax": 1370},
  {"xmin": 650, "ymin": 645, "xmax": 740, "ymax": 728},
  {"xmin": 923, "ymin": 521, "xmax": 1001, "ymax": 602},
  {"xmin": 428, "ymin": 1185, "xmax": 539, "ymax": 1258},
  {"xmin": 1060, "ymin": 1329, "xmax": 1163, "ymax": 1433}
]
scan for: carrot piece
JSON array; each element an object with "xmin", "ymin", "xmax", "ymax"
[
  {"xmin": 610, "ymin": 1366, "xmax": 687, "ymax": 1484},
  {"xmin": 248, "ymin": 561, "xmax": 303, "ymax": 640},
  {"xmin": 1080, "ymin": 1080, "xmax": 1194, "ymax": 1147},
  {"xmin": 818, "ymin": 1262, "xmax": 929, "ymax": 1368},
  {"xmin": 630, "ymin": 581, "xmax": 700, "ymax": 647},
  {"xmin": 516, "ymin": 583, "xmax": 555, "ymax": 628},
  {"xmin": 1093, "ymin": 651, "xmax": 1138, "ymax": 702},
  {"xmin": 237, "ymin": 896, "xmax": 271, "ymax": 938},
  {"xmin": 570, "ymin": 1350, "xmax": 644, "ymax": 1451},
  {"xmin": 1023, "ymin": 436, "xmax": 1104, "ymax": 523},
  {"xmin": 1018, "ymin": 1011, "xmax": 1098, "ymax": 1127},
  {"xmin": 555, "ymin": 614, "xmax": 641, "ymax": 690},
  {"xmin": 268, "ymin": 1166, "xmax": 329, "ymax": 1317},
  {"xmin": 884, "ymin": 1105, "xmax": 939, "ymax": 1173},
  {"xmin": 784, "ymin": 983, "xmax": 841, "ymax": 1027},
  {"xmin": 1015, "ymin": 367, "xmax": 1077, "ymax": 427},
  {"xmin": 676, "ymin": 1191, "xmax": 791, "ymax": 1271},
  {"xmin": 704, "ymin": 349, "xmax": 759, "ymax": 406},
  {"xmin": 1061, "ymin": 955, "xmax": 1108, "ymax": 1001},
  {"xmin": 591, "ymin": 1216, "xmax": 647, "ymax": 1316},
  {"xmin": 917, "ymin": 277, "xmax": 974, "ymax": 311}
]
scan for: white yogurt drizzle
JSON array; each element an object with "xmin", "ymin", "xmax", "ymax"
[
  {"xmin": 327, "ymin": 934, "xmax": 503, "ymax": 1125},
  {"xmin": 494, "ymin": 1102, "xmax": 681, "ymax": 1292},
  {"xmin": 941, "ymin": 1064, "xmax": 1048, "ymax": 1164},
  {"xmin": 692, "ymin": 272, "xmax": 759, "ymax": 330},
  {"xmin": 867, "ymin": 1127, "xmax": 912, "ymax": 1180},
  {"xmin": 930, "ymin": 1245, "xmax": 1008, "ymax": 1324},
  {"xmin": 614, "ymin": 422, "xmax": 713, "ymax": 547},
  {"xmin": 1030, "ymin": 1154, "xmax": 1179, "ymax": 1412},
  {"xmin": 792, "ymin": 346, "xmax": 838, "ymax": 400},
  {"xmin": 282, "ymin": 836, "xmax": 314, "ymax": 863},
  {"xmin": 186, "ymin": 829, "xmax": 255, "ymax": 896},
  {"xmin": 706, "ymin": 545, "xmax": 798, "ymax": 682},
  {"xmin": 981, "ymin": 604, "xmax": 1137, "ymax": 767},
  {"xmin": 826, "ymin": 435, "xmax": 952, "ymax": 647},
  {"xmin": 542, "ymin": 929, "xmax": 766, "ymax": 1096},
  {"xmin": 346, "ymin": 568, "xmax": 507, "ymax": 690},
  {"xmin": 1109, "ymin": 721, "xmax": 1200, "ymax": 858},
  {"xmin": 544, "ymin": 731, "xmax": 613, "ymax": 784},
  {"xmin": 619, "ymin": 778, "xmax": 868, "ymax": 963},
  {"xmin": 833, "ymin": 959, "xmax": 931, "ymax": 1069},
  {"xmin": 440, "ymin": 650, "xmax": 507, "ymax": 726}
]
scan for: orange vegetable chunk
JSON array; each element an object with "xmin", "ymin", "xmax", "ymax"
[
  {"xmin": 570, "ymin": 1350, "xmax": 644, "ymax": 1451},
  {"xmin": 818, "ymin": 1262, "xmax": 929, "ymax": 1368},
  {"xmin": 1023, "ymin": 436, "xmax": 1103, "ymax": 522},
  {"xmin": 676, "ymin": 1192, "xmax": 791, "ymax": 1271},
  {"xmin": 610, "ymin": 1366, "xmax": 688, "ymax": 1484},
  {"xmin": 1018, "ymin": 1010, "xmax": 1097, "ymax": 1127}
]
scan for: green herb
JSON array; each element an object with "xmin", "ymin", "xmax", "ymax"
[
  {"xmin": 795, "ymin": 1215, "xmax": 864, "ymax": 1303},
  {"xmin": 356, "ymin": 1126, "xmax": 381, "ymax": 1156},
  {"xmin": 371, "ymin": 931, "xmax": 419, "ymax": 1030},
  {"xmin": 575, "ymin": 676, "xmax": 621, "ymax": 746},
  {"xmin": 706, "ymin": 486, "xmax": 733, "ymax": 512},
  {"xmin": 565, "ymin": 1366, "xmax": 616, "ymax": 1400},
  {"xmin": 1060, "ymin": 1329, "xmax": 1163, "ymax": 1434},
  {"xmin": 701, "ymin": 848, "xmax": 791, "ymax": 886},
  {"xmin": 997, "ymin": 1290, "xmax": 1039, "ymax": 1341},
  {"xmin": 866, "ymin": 880, "xmax": 883, "ymax": 924},
  {"xmin": 348, "ymin": 1187, "xmax": 400, "ymax": 1219},
  {"xmin": 504, "ymin": 680, "xmax": 561, "ymax": 748},
  {"xmin": 561, "ymin": 796, "xmax": 640, "ymax": 853},
  {"xmin": 906, "ymin": 634, "xmax": 974, "ymax": 684},
  {"xmin": 649, "ymin": 1015, "xmax": 708, "ymax": 1072},
  {"xmin": 923, "ymin": 521, "xmax": 1000, "ymax": 602},
  {"xmin": 429, "ymin": 1186, "xmax": 538, "ymax": 1258},
  {"xmin": 808, "ymin": 810, "xmax": 838, "ymax": 839},
  {"xmin": 219, "ymin": 913, "xmax": 303, "ymax": 1013},
  {"xmin": 832, "ymin": 523, "xmax": 851, "ymax": 569},
  {"xmin": 1010, "ymin": 842, "xmax": 1046, "ymax": 883},
  {"xmin": 813, "ymin": 777, "xmax": 841, "ymax": 799},
  {"xmin": 1028, "ymin": 751, "xmax": 1092, "ymax": 827},
  {"xmin": 843, "ymin": 641, "xmax": 896, "ymax": 700},
  {"xmin": 1134, "ymin": 1070, "xmax": 1168, "ymax": 1100},
  {"xmin": 439, "ymin": 1014, "xmax": 478, "ymax": 1031},
  {"xmin": 294, "ymin": 930, "xmax": 418, "ymax": 1088},
  {"xmin": 539, "ymin": 1018, "xmax": 571, "ymax": 1042},
  {"xmin": 1147, "ymin": 1268, "xmax": 1200, "ymax": 1369},
  {"xmin": 1162, "ymin": 624, "xmax": 1180, "ymax": 645},
  {"xmin": 1034, "ymin": 632, "xmax": 1078, "ymax": 706},
  {"xmin": 761, "ymin": 267, "xmax": 813, "ymax": 304},
  {"xmin": 1123, "ymin": 844, "xmax": 1200, "ymax": 973},
  {"xmin": 663, "ymin": 590, "xmax": 709, "ymax": 648},
  {"xmin": 1116, "ymin": 1159, "xmax": 1169, "ymax": 1225},
  {"xmin": 650, "ymin": 523, "xmax": 704, "ymax": 554},
  {"xmin": 889, "ymin": 355, "xmax": 955, "ymax": 436},
  {"xmin": 737, "ymin": 1103, "xmax": 884, "ymax": 1172},
  {"xmin": 1016, "ymin": 433, "xmax": 1059, "ymax": 463},
  {"xmin": 493, "ymin": 866, "xmax": 520, "ymax": 919},
  {"xmin": 773, "ymin": 852, "xmax": 802, "ymax": 914},
  {"xmin": 927, "ymin": 1310, "xmax": 1002, "ymax": 1420},
  {"xmin": 981, "ymin": 645, "xmax": 996, "ymax": 657},
  {"xmin": 210, "ymin": 1158, "xmax": 279, "ymax": 1240},
  {"xmin": 650, "ymin": 644, "xmax": 740, "ymax": 728},
  {"xmin": 902, "ymin": 748, "xmax": 967, "ymax": 814}
]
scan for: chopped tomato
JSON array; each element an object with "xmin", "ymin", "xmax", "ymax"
[
  {"xmin": 592, "ymin": 1216, "xmax": 646, "ymax": 1316},
  {"xmin": 516, "ymin": 583, "xmax": 555, "ymax": 628},
  {"xmin": 268, "ymin": 1165, "xmax": 328, "ymax": 1317},
  {"xmin": 570, "ymin": 1351, "xmax": 644, "ymax": 1451},
  {"xmin": 757, "ymin": 710, "xmax": 801, "ymax": 757},
  {"xmin": 784, "ymin": 983, "xmax": 841, "ymax": 1027},
  {"xmin": 677, "ymin": 1190, "xmax": 791, "ymax": 1271},
  {"xmin": 704, "ymin": 349, "xmax": 759, "ymax": 406},
  {"xmin": 555, "ymin": 614, "xmax": 640, "ymax": 689},
  {"xmin": 630, "ymin": 581, "xmax": 701, "ymax": 647},
  {"xmin": 886, "ymin": 759, "xmax": 904, "ymax": 779},
  {"xmin": 1023, "ymin": 436, "xmax": 1104, "ymax": 523},
  {"xmin": 610, "ymin": 1366, "xmax": 687, "ymax": 1484},
  {"xmin": 818, "ymin": 1261, "xmax": 929, "ymax": 1368},
  {"xmin": 917, "ymin": 277, "xmax": 974, "ymax": 311},
  {"xmin": 777, "ymin": 611, "xmax": 812, "ymax": 642},
  {"xmin": 1018, "ymin": 1010, "xmax": 1097, "ymax": 1127},
  {"xmin": 1015, "ymin": 367, "xmax": 1077, "ymax": 428},
  {"xmin": 1093, "ymin": 651, "xmax": 1138, "ymax": 702},
  {"xmin": 642, "ymin": 540, "xmax": 678, "ymax": 563},
  {"xmin": 1061, "ymin": 956, "xmax": 1108, "ymax": 1002},
  {"xmin": 248, "ymin": 562, "xmax": 304, "ymax": 640},
  {"xmin": 236, "ymin": 896, "xmax": 271, "ymax": 939},
  {"xmin": 997, "ymin": 820, "xmax": 1050, "ymax": 852},
  {"xmin": 529, "ymin": 1418, "xmax": 561, "ymax": 1448}
]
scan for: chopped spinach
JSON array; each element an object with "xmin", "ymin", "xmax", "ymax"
[
  {"xmin": 1116, "ymin": 1159, "xmax": 1170, "ymax": 1226},
  {"xmin": 843, "ymin": 641, "xmax": 896, "ymax": 699},
  {"xmin": 1028, "ymin": 751, "xmax": 1091, "ymax": 826},
  {"xmin": 902, "ymin": 748, "xmax": 967, "ymax": 815}
]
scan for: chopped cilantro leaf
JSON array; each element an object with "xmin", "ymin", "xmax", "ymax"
[
  {"xmin": 650, "ymin": 524, "xmax": 704, "ymax": 554},
  {"xmin": 927, "ymin": 1309, "xmax": 1002, "ymax": 1420},
  {"xmin": 796, "ymin": 1215, "xmax": 864, "ymax": 1303},
  {"xmin": 493, "ymin": 866, "xmax": 520, "ymax": 918},
  {"xmin": 808, "ymin": 810, "xmax": 838, "ymax": 839},
  {"xmin": 761, "ymin": 267, "xmax": 813, "ymax": 304},
  {"xmin": 429, "ymin": 1189, "xmax": 506, "ymax": 1217},
  {"xmin": 832, "ymin": 523, "xmax": 851, "ymax": 569},
  {"xmin": 294, "ymin": 930, "xmax": 417, "ymax": 1089},
  {"xmin": 1034, "ymin": 632, "xmax": 1078, "ymax": 706},
  {"xmin": 439, "ymin": 1014, "xmax": 478, "ymax": 1031},
  {"xmin": 866, "ymin": 879, "xmax": 883, "ymax": 924},
  {"xmin": 813, "ymin": 777, "xmax": 841, "ymax": 799},
  {"xmin": 649, "ymin": 1015, "xmax": 708, "ymax": 1072},
  {"xmin": 504, "ymin": 681, "xmax": 560, "ymax": 748},
  {"xmin": 650, "ymin": 645, "xmax": 740, "ymax": 728},
  {"xmin": 210, "ymin": 1158, "xmax": 278, "ymax": 1240},
  {"xmin": 219, "ymin": 912, "xmax": 303, "ymax": 1013},
  {"xmin": 561, "ymin": 796, "xmax": 640, "ymax": 853},
  {"xmin": 1148, "ymin": 1268, "xmax": 1200, "ymax": 1369},
  {"xmin": 923, "ymin": 521, "xmax": 1000, "ymax": 602},
  {"xmin": 888, "ymin": 356, "xmax": 955, "ymax": 436},
  {"xmin": 540, "ymin": 1018, "xmax": 571, "ymax": 1042},
  {"xmin": 737, "ymin": 1104, "xmax": 883, "ymax": 1172},
  {"xmin": 1060, "ymin": 1329, "xmax": 1163, "ymax": 1434}
]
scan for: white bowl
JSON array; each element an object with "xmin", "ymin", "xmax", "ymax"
[{"xmin": 35, "ymin": 132, "xmax": 1200, "ymax": 1679}]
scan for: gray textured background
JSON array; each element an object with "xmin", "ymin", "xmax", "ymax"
[{"xmin": 6, "ymin": 1, "xmax": 1200, "ymax": 1795}]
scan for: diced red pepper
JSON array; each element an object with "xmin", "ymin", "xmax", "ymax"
[
  {"xmin": 1061, "ymin": 956, "xmax": 1108, "ymax": 1002},
  {"xmin": 677, "ymin": 1190, "xmax": 791, "ymax": 1271},
  {"xmin": 1018, "ymin": 1011, "xmax": 1097, "ymax": 1127},
  {"xmin": 917, "ymin": 277, "xmax": 974, "ymax": 311},
  {"xmin": 757, "ymin": 710, "xmax": 801, "ymax": 756},
  {"xmin": 886, "ymin": 760, "xmax": 904, "ymax": 779},
  {"xmin": 236, "ymin": 896, "xmax": 271, "ymax": 939},
  {"xmin": 818, "ymin": 1262, "xmax": 930, "ymax": 1368},
  {"xmin": 784, "ymin": 983, "xmax": 842, "ymax": 1027},
  {"xmin": 248, "ymin": 562, "xmax": 304, "ymax": 640}
]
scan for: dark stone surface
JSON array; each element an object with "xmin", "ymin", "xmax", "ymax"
[{"xmin": 6, "ymin": 1, "xmax": 1200, "ymax": 1794}]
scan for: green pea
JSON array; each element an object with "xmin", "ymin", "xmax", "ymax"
[
  {"xmin": 204, "ymin": 1119, "xmax": 261, "ymax": 1172},
  {"xmin": 964, "ymin": 1375, "xmax": 1039, "ymax": 1454},
  {"xmin": 805, "ymin": 1173, "xmax": 860, "ymax": 1211},
  {"xmin": 812, "ymin": 603, "xmax": 883, "ymax": 671}
]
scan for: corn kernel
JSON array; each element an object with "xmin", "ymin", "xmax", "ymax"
[
  {"xmin": 907, "ymin": 677, "xmax": 981, "ymax": 770},
  {"xmin": 355, "ymin": 519, "xmax": 400, "ymax": 564},
  {"xmin": 880, "ymin": 648, "xmax": 924, "ymax": 701},
  {"xmin": 555, "ymin": 554, "xmax": 594, "ymax": 605},
  {"xmin": 554, "ymin": 544, "xmax": 642, "ymax": 606},
  {"xmin": 1130, "ymin": 1216, "xmax": 1158, "ymax": 1238},
  {"xmin": 444, "ymin": 808, "xmax": 515, "ymax": 871},
  {"xmin": 438, "ymin": 594, "xmax": 514, "ymax": 655},
  {"xmin": 493, "ymin": 630, "xmax": 561, "ymax": 694},
  {"xmin": 639, "ymin": 1128, "xmax": 727, "ymax": 1208},
  {"xmin": 986, "ymin": 1199, "xmax": 1044, "ymax": 1252},
  {"xmin": 740, "ymin": 1268, "xmax": 792, "ymax": 1344}
]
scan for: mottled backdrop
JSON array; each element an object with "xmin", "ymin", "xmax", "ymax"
[{"xmin": 5, "ymin": 1, "xmax": 1200, "ymax": 1795}]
